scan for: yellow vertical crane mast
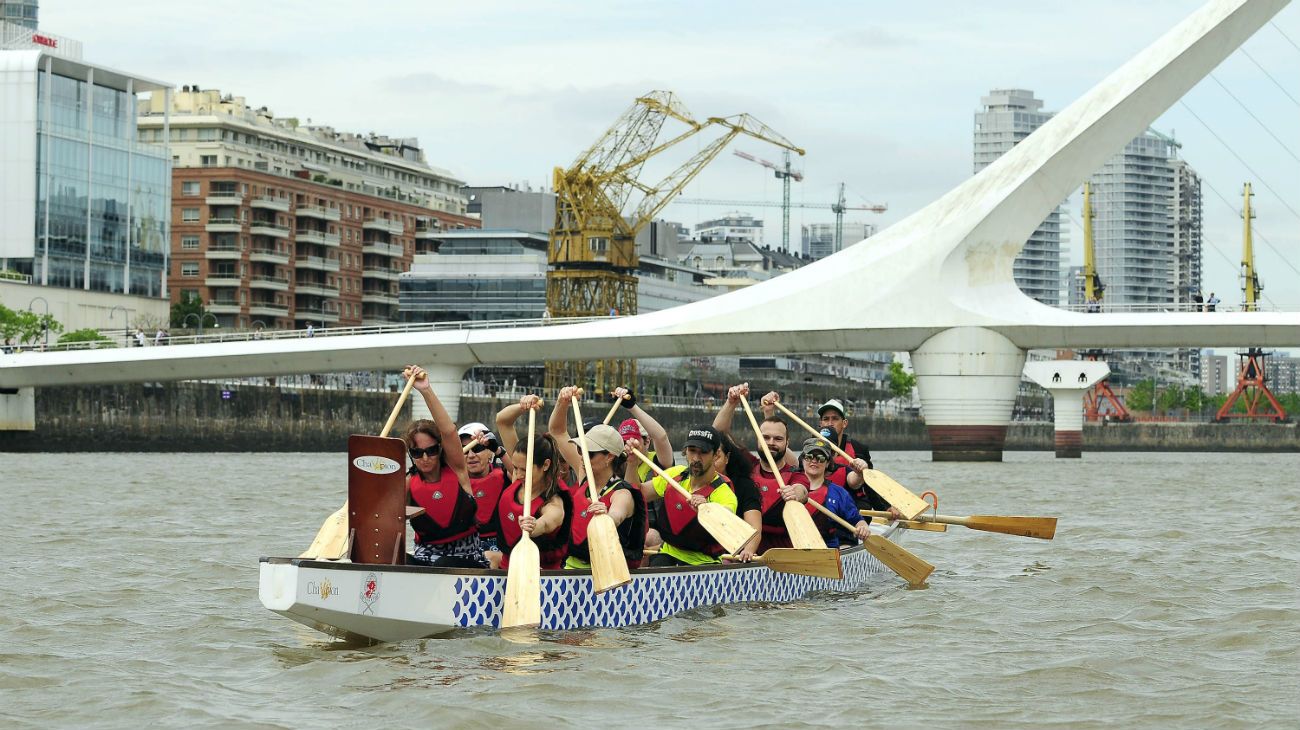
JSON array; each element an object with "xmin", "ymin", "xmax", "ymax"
[
  {"xmin": 546, "ymin": 91, "xmax": 804, "ymax": 393},
  {"xmin": 1241, "ymin": 182, "xmax": 1261, "ymax": 311},
  {"xmin": 1082, "ymin": 182, "xmax": 1103, "ymax": 304}
]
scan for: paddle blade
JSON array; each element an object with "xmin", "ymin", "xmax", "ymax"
[
  {"xmin": 299, "ymin": 502, "xmax": 349, "ymax": 560},
  {"xmin": 586, "ymin": 514, "xmax": 631, "ymax": 593},
  {"xmin": 861, "ymin": 469, "xmax": 931, "ymax": 520},
  {"xmin": 966, "ymin": 515, "xmax": 1058, "ymax": 540},
  {"xmin": 500, "ymin": 537, "xmax": 541, "ymax": 628},
  {"xmin": 697, "ymin": 503, "xmax": 758, "ymax": 554},
  {"xmin": 782, "ymin": 501, "xmax": 828, "ymax": 550},
  {"xmin": 760, "ymin": 548, "xmax": 842, "ymax": 579},
  {"xmin": 863, "ymin": 534, "xmax": 934, "ymax": 587}
]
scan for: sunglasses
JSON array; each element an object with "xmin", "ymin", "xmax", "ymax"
[
  {"xmin": 409, "ymin": 444, "xmax": 441, "ymax": 459},
  {"xmin": 801, "ymin": 453, "xmax": 829, "ymax": 463},
  {"xmin": 467, "ymin": 443, "xmax": 494, "ymax": 454}
]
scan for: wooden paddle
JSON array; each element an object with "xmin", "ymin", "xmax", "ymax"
[
  {"xmin": 771, "ymin": 400, "xmax": 930, "ymax": 520},
  {"xmin": 571, "ymin": 398, "xmax": 632, "ymax": 593},
  {"xmin": 501, "ymin": 408, "xmax": 542, "ymax": 628},
  {"xmin": 861, "ymin": 510, "xmax": 1057, "ymax": 540},
  {"xmin": 629, "ymin": 448, "xmax": 757, "ymax": 554},
  {"xmin": 813, "ymin": 502, "xmax": 934, "ymax": 587},
  {"xmin": 300, "ymin": 371, "xmax": 418, "ymax": 560},
  {"xmin": 602, "ymin": 394, "xmax": 629, "ymax": 425},
  {"xmin": 739, "ymin": 396, "xmax": 829, "ymax": 551},
  {"xmin": 721, "ymin": 548, "xmax": 843, "ymax": 580}
]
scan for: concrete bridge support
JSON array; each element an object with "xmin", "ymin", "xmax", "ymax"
[
  {"xmin": 407, "ymin": 364, "xmax": 468, "ymax": 424},
  {"xmin": 1024, "ymin": 361, "xmax": 1111, "ymax": 458},
  {"xmin": 0, "ymin": 387, "xmax": 35, "ymax": 431},
  {"xmin": 911, "ymin": 328, "xmax": 1026, "ymax": 462}
]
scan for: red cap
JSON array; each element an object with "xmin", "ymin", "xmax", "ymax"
[{"xmin": 618, "ymin": 418, "xmax": 645, "ymax": 442}]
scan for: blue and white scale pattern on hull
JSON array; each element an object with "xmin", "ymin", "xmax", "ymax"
[{"xmin": 448, "ymin": 548, "xmax": 889, "ymax": 630}]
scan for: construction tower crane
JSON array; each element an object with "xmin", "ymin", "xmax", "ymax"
[
  {"xmin": 732, "ymin": 149, "xmax": 804, "ymax": 252},
  {"xmin": 676, "ymin": 188, "xmax": 887, "ymax": 252},
  {"xmin": 1081, "ymin": 182, "xmax": 1104, "ymax": 303},
  {"xmin": 547, "ymin": 91, "xmax": 803, "ymax": 393},
  {"xmin": 1215, "ymin": 182, "xmax": 1287, "ymax": 422},
  {"xmin": 1077, "ymin": 182, "xmax": 1129, "ymax": 422}
]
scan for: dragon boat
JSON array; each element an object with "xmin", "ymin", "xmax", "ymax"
[{"xmin": 259, "ymin": 526, "xmax": 902, "ymax": 643}]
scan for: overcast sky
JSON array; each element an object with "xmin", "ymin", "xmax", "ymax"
[{"xmin": 40, "ymin": 0, "xmax": 1300, "ymax": 308}]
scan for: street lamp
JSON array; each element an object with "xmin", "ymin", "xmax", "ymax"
[
  {"xmin": 27, "ymin": 296, "xmax": 49, "ymax": 348},
  {"xmin": 183, "ymin": 312, "xmax": 219, "ymax": 338},
  {"xmin": 109, "ymin": 304, "xmax": 129, "ymax": 347}
]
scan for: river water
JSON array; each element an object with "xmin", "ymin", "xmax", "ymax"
[{"xmin": 2, "ymin": 450, "xmax": 1297, "ymax": 729}]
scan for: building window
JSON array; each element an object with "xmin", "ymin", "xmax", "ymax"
[
  {"xmin": 181, "ymin": 235, "xmax": 200, "ymax": 250},
  {"xmin": 200, "ymin": 155, "xmax": 218, "ymax": 167},
  {"xmin": 181, "ymin": 262, "xmax": 200, "ymax": 277},
  {"xmin": 181, "ymin": 181, "xmax": 200, "ymax": 196},
  {"xmin": 182, "ymin": 208, "xmax": 200, "ymax": 222}
]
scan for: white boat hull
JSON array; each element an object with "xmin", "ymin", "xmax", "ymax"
[{"xmin": 260, "ymin": 529, "xmax": 902, "ymax": 643}]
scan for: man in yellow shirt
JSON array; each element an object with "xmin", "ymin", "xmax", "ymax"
[{"xmin": 635, "ymin": 425, "xmax": 738, "ymax": 567}]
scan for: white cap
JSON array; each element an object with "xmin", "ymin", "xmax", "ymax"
[
  {"xmin": 456, "ymin": 422, "xmax": 497, "ymax": 445},
  {"xmin": 817, "ymin": 399, "xmax": 847, "ymax": 417}
]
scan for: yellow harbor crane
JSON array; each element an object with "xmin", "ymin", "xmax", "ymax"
[
  {"xmin": 1241, "ymin": 182, "xmax": 1261, "ymax": 311},
  {"xmin": 1082, "ymin": 182, "xmax": 1103, "ymax": 304},
  {"xmin": 546, "ymin": 91, "xmax": 804, "ymax": 392}
]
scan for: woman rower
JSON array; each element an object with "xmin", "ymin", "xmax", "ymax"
[
  {"xmin": 402, "ymin": 365, "xmax": 486, "ymax": 568},
  {"xmin": 550, "ymin": 386, "xmax": 647, "ymax": 571},
  {"xmin": 496, "ymin": 400, "xmax": 573, "ymax": 571},
  {"xmin": 458, "ymin": 422, "xmax": 509, "ymax": 569},
  {"xmin": 797, "ymin": 436, "xmax": 871, "ymax": 547}
]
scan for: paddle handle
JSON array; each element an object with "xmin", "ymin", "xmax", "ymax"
[
  {"xmin": 523, "ymin": 408, "xmax": 535, "ymax": 511},
  {"xmin": 809, "ymin": 497, "xmax": 859, "ymax": 532},
  {"xmin": 572, "ymin": 398, "xmax": 601, "ymax": 503},
  {"xmin": 630, "ymin": 448, "xmax": 693, "ymax": 502},
  {"xmin": 380, "ymin": 373, "xmax": 418, "ymax": 438},
  {"xmin": 602, "ymin": 395, "xmax": 627, "ymax": 425},
  {"xmin": 772, "ymin": 400, "xmax": 855, "ymax": 466},
  {"xmin": 740, "ymin": 396, "xmax": 787, "ymax": 490}
]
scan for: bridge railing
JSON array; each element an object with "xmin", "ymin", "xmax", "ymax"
[{"xmin": 1059, "ymin": 302, "xmax": 1287, "ymax": 314}]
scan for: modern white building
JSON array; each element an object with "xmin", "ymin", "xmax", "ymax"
[
  {"xmin": 801, "ymin": 222, "xmax": 876, "ymax": 260},
  {"xmin": 974, "ymin": 89, "xmax": 1063, "ymax": 306},
  {"xmin": 1, "ymin": 23, "xmax": 172, "ymax": 306},
  {"xmin": 694, "ymin": 213, "xmax": 764, "ymax": 246}
]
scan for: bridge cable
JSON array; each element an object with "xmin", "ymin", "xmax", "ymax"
[
  {"xmin": 1198, "ymin": 174, "xmax": 1300, "ymax": 301},
  {"xmin": 1240, "ymin": 48, "xmax": 1300, "ymax": 108},
  {"xmin": 1270, "ymin": 21, "xmax": 1300, "ymax": 54},
  {"xmin": 1208, "ymin": 74, "xmax": 1300, "ymax": 164},
  {"xmin": 1178, "ymin": 101, "xmax": 1300, "ymax": 225}
]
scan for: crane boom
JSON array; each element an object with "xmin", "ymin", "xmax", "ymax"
[{"xmin": 675, "ymin": 197, "xmax": 886, "ymax": 213}]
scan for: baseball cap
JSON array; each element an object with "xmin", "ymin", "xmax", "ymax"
[
  {"xmin": 683, "ymin": 425, "xmax": 720, "ymax": 452},
  {"xmin": 801, "ymin": 437, "xmax": 833, "ymax": 460},
  {"xmin": 617, "ymin": 418, "xmax": 646, "ymax": 442},
  {"xmin": 582, "ymin": 424, "xmax": 625, "ymax": 456},
  {"xmin": 817, "ymin": 399, "xmax": 847, "ymax": 417},
  {"xmin": 457, "ymin": 422, "xmax": 498, "ymax": 447}
]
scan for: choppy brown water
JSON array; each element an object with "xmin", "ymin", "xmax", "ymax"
[{"xmin": 2, "ymin": 451, "xmax": 1298, "ymax": 729}]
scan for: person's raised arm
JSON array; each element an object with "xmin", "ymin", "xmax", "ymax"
[
  {"xmin": 548, "ymin": 385, "xmax": 584, "ymax": 476},
  {"xmin": 496, "ymin": 393, "xmax": 541, "ymax": 457},
  {"xmin": 713, "ymin": 382, "xmax": 748, "ymax": 434},
  {"xmin": 620, "ymin": 388, "xmax": 673, "ymax": 469},
  {"xmin": 760, "ymin": 390, "xmax": 781, "ymax": 419},
  {"xmin": 406, "ymin": 365, "xmax": 467, "ymax": 480}
]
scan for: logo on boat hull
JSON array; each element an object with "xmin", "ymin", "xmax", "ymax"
[
  {"xmin": 359, "ymin": 572, "xmax": 381, "ymax": 615},
  {"xmin": 307, "ymin": 579, "xmax": 338, "ymax": 600},
  {"xmin": 353, "ymin": 455, "xmax": 401, "ymax": 475}
]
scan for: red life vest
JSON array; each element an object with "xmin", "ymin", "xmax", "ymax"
[
  {"xmin": 569, "ymin": 476, "xmax": 647, "ymax": 568},
  {"xmin": 754, "ymin": 465, "xmax": 811, "ymax": 535},
  {"xmin": 408, "ymin": 468, "xmax": 476, "ymax": 545},
  {"xmin": 827, "ymin": 439, "xmax": 857, "ymax": 487},
  {"xmin": 470, "ymin": 467, "xmax": 509, "ymax": 539},
  {"xmin": 653, "ymin": 472, "xmax": 729, "ymax": 557},
  {"xmin": 497, "ymin": 478, "xmax": 573, "ymax": 570}
]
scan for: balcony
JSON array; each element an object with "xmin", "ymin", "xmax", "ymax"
[
  {"xmin": 205, "ymin": 274, "xmax": 242, "ymax": 288},
  {"xmin": 205, "ymin": 192, "xmax": 244, "ymax": 205},
  {"xmin": 362, "ymin": 216, "xmax": 405, "ymax": 235},
  {"xmin": 208, "ymin": 300, "xmax": 241, "ymax": 315},
  {"xmin": 205, "ymin": 245, "xmax": 243, "ymax": 260},
  {"xmin": 294, "ymin": 229, "xmax": 341, "ymax": 247},
  {"xmin": 294, "ymin": 281, "xmax": 340, "ymax": 297},
  {"xmin": 205, "ymin": 217, "xmax": 243, "ymax": 233},
  {"xmin": 296, "ymin": 255, "xmax": 340, "ymax": 272},
  {"xmin": 296, "ymin": 205, "xmax": 341, "ymax": 221},
  {"xmin": 249, "ymin": 275, "xmax": 289, "ymax": 291},
  {"xmin": 249, "ymin": 220, "xmax": 289, "ymax": 238},
  {"xmin": 362, "ymin": 241, "xmax": 404, "ymax": 257},
  {"xmin": 362, "ymin": 266, "xmax": 399, "ymax": 281},
  {"xmin": 249, "ymin": 247, "xmax": 289, "ymax": 265},
  {"xmin": 362, "ymin": 289, "xmax": 398, "ymax": 305},
  {"xmin": 295, "ymin": 306, "xmax": 340, "ymax": 323},
  {"xmin": 251, "ymin": 196, "xmax": 291, "ymax": 212},
  {"xmin": 249, "ymin": 302, "xmax": 289, "ymax": 317},
  {"xmin": 414, "ymin": 219, "xmax": 440, "ymax": 239}
]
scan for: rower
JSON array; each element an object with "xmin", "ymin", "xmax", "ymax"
[
  {"xmin": 632, "ymin": 425, "xmax": 739, "ymax": 567},
  {"xmin": 816, "ymin": 398, "xmax": 890, "ymax": 513},
  {"xmin": 797, "ymin": 436, "xmax": 871, "ymax": 547},
  {"xmin": 458, "ymin": 422, "xmax": 509, "ymax": 569},
  {"xmin": 713, "ymin": 383, "xmax": 809, "ymax": 555},
  {"xmin": 403, "ymin": 365, "xmax": 486, "ymax": 568},
  {"xmin": 550, "ymin": 386, "xmax": 647, "ymax": 571},
  {"xmin": 611, "ymin": 386, "xmax": 674, "ymax": 552},
  {"xmin": 497, "ymin": 428, "xmax": 574, "ymax": 571}
]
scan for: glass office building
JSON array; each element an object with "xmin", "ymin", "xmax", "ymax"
[{"xmin": 0, "ymin": 40, "xmax": 172, "ymax": 297}]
